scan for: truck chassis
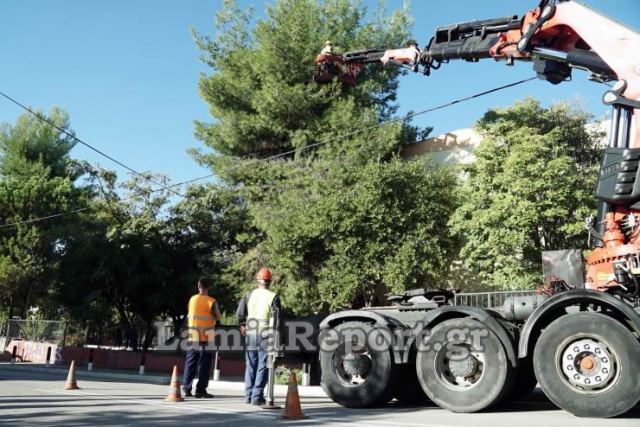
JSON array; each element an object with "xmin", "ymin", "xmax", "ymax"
[{"xmin": 318, "ymin": 288, "xmax": 640, "ymax": 417}]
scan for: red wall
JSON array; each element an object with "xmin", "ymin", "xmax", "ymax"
[{"xmin": 59, "ymin": 346, "xmax": 245, "ymax": 376}]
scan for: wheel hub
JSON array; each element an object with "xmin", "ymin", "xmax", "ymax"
[
  {"xmin": 342, "ymin": 353, "xmax": 371, "ymax": 377},
  {"xmin": 579, "ymin": 356, "xmax": 596, "ymax": 372},
  {"xmin": 560, "ymin": 338, "xmax": 615, "ymax": 391},
  {"xmin": 448, "ymin": 355, "xmax": 479, "ymax": 378},
  {"xmin": 436, "ymin": 349, "xmax": 485, "ymax": 390}
]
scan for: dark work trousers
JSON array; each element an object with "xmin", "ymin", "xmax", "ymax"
[
  {"xmin": 183, "ymin": 343, "xmax": 212, "ymax": 394},
  {"xmin": 244, "ymin": 332, "xmax": 268, "ymax": 403}
]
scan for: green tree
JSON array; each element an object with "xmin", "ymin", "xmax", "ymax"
[
  {"xmin": 193, "ymin": 0, "xmax": 457, "ymax": 314},
  {"xmin": 253, "ymin": 158, "xmax": 458, "ymax": 313},
  {"xmin": 191, "ymin": 0, "xmax": 413, "ymax": 175},
  {"xmin": 193, "ymin": 0, "xmax": 413, "ymax": 265},
  {"xmin": 164, "ymin": 184, "xmax": 256, "ymax": 319},
  {"xmin": 0, "ymin": 108, "xmax": 86, "ymax": 318},
  {"xmin": 451, "ymin": 98, "xmax": 603, "ymax": 289},
  {"xmin": 56, "ymin": 170, "xmax": 174, "ymax": 349},
  {"xmin": 56, "ymin": 171, "xmax": 253, "ymax": 348}
]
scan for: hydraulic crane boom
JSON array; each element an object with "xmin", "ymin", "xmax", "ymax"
[
  {"xmin": 315, "ymin": 0, "xmax": 640, "ymax": 297},
  {"xmin": 315, "ymin": 1, "xmax": 624, "ymax": 84}
]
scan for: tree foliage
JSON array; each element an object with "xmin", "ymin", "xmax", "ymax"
[
  {"xmin": 191, "ymin": 0, "xmax": 413, "ymax": 173},
  {"xmin": 0, "ymin": 108, "xmax": 86, "ymax": 318},
  {"xmin": 253, "ymin": 158, "xmax": 457, "ymax": 313},
  {"xmin": 451, "ymin": 99, "xmax": 603, "ymax": 289},
  {"xmin": 56, "ymin": 173, "xmax": 252, "ymax": 349},
  {"xmin": 192, "ymin": 0, "xmax": 458, "ymax": 314}
]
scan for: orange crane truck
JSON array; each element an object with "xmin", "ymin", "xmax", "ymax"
[{"xmin": 313, "ymin": 0, "xmax": 640, "ymax": 417}]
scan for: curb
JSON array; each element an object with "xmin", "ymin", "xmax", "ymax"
[
  {"xmin": 0, "ymin": 363, "xmax": 171, "ymax": 385},
  {"xmin": 0, "ymin": 363, "xmax": 328, "ymax": 397}
]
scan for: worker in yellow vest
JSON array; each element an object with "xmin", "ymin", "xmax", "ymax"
[
  {"xmin": 236, "ymin": 267, "xmax": 281, "ymax": 405},
  {"xmin": 182, "ymin": 276, "xmax": 220, "ymax": 398}
]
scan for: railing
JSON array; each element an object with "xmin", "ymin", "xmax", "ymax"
[
  {"xmin": 5, "ymin": 319, "xmax": 66, "ymax": 344},
  {"xmin": 453, "ymin": 290, "xmax": 536, "ymax": 309}
]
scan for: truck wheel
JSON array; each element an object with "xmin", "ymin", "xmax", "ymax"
[
  {"xmin": 393, "ymin": 363, "xmax": 429, "ymax": 404},
  {"xmin": 503, "ymin": 362, "xmax": 538, "ymax": 402},
  {"xmin": 320, "ymin": 321, "xmax": 394, "ymax": 408},
  {"xmin": 533, "ymin": 312, "xmax": 640, "ymax": 417},
  {"xmin": 416, "ymin": 318, "xmax": 513, "ymax": 412}
]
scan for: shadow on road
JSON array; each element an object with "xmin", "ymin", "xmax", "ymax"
[{"xmin": 2, "ymin": 374, "xmax": 639, "ymax": 425}]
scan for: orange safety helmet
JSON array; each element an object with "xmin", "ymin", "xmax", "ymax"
[{"xmin": 256, "ymin": 268, "xmax": 272, "ymax": 281}]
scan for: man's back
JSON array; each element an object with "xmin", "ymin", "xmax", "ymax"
[
  {"xmin": 188, "ymin": 294, "xmax": 217, "ymax": 342},
  {"xmin": 247, "ymin": 288, "xmax": 276, "ymax": 329},
  {"xmin": 237, "ymin": 287, "xmax": 280, "ymax": 331}
]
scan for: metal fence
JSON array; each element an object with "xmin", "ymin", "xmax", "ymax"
[
  {"xmin": 5, "ymin": 319, "xmax": 66, "ymax": 344},
  {"xmin": 453, "ymin": 290, "xmax": 536, "ymax": 309}
]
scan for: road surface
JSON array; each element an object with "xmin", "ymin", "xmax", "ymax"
[{"xmin": 0, "ymin": 368, "xmax": 637, "ymax": 426}]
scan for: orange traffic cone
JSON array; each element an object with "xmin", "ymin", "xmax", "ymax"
[
  {"xmin": 165, "ymin": 365, "xmax": 184, "ymax": 402},
  {"xmin": 281, "ymin": 372, "xmax": 306, "ymax": 420},
  {"xmin": 64, "ymin": 360, "xmax": 80, "ymax": 390}
]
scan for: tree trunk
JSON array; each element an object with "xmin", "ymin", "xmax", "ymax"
[
  {"xmin": 84, "ymin": 322, "xmax": 91, "ymax": 345},
  {"xmin": 142, "ymin": 321, "xmax": 156, "ymax": 352},
  {"xmin": 171, "ymin": 315, "xmax": 185, "ymax": 339},
  {"xmin": 8, "ymin": 292, "xmax": 15, "ymax": 318},
  {"xmin": 20, "ymin": 280, "xmax": 34, "ymax": 319},
  {"xmin": 116, "ymin": 302, "xmax": 138, "ymax": 351}
]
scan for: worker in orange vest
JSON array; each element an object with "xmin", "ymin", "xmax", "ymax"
[
  {"xmin": 182, "ymin": 276, "xmax": 221, "ymax": 398},
  {"xmin": 236, "ymin": 267, "xmax": 281, "ymax": 405}
]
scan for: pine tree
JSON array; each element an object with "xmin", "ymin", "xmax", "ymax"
[
  {"xmin": 0, "ymin": 108, "xmax": 86, "ymax": 317},
  {"xmin": 194, "ymin": 0, "xmax": 458, "ymax": 314}
]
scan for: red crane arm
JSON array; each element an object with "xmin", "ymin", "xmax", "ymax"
[
  {"xmin": 500, "ymin": 1, "xmax": 640, "ymax": 147},
  {"xmin": 315, "ymin": 1, "xmax": 639, "ymax": 146},
  {"xmin": 313, "ymin": 0, "xmax": 640, "ymax": 295}
]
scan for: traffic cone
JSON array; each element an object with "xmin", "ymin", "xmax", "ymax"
[
  {"xmin": 165, "ymin": 365, "xmax": 184, "ymax": 402},
  {"xmin": 281, "ymin": 372, "xmax": 306, "ymax": 420},
  {"xmin": 64, "ymin": 360, "xmax": 80, "ymax": 390}
]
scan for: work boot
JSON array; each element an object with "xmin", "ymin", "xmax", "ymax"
[{"xmin": 195, "ymin": 391, "xmax": 215, "ymax": 398}]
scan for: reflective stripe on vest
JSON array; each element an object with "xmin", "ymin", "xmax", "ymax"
[
  {"xmin": 247, "ymin": 288, "xmax": 276, "ymax": 329},
  {"xmin": 187, "ymin": 294, "xmax": 216, "ymax": 342}
]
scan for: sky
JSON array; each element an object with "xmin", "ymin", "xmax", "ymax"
[{"xmin": 1, "ymin": 0, "xmax": 638, "ymax": 188}]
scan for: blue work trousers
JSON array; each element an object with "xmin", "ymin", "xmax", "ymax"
[
  {"xmin": 183, "ymin": 343, "xmax": 212, "ymax": 394},
  {"xmin": 244, "ymin": 332, "xmax": 269, "ymax": 403}
]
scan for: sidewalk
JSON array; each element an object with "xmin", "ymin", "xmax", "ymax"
[
  {"xmin": 0, "ymin": 362, "xmax": 327, "ymax": 397},
  {"xmin": 0, "ymin": 362, "xmax": 171, "ymax": 385}
]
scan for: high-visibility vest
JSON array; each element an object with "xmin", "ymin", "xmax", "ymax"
[
  {"xmin": 247, "ymin": 288, "xmax": 276, "ymax": 330},
  {"xmin": 187, "ymin": 294, "xmax": 217, "ymax": 342}
]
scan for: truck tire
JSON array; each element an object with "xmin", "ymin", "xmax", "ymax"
[
  {"xmin": 533, "ymin": 312, "xmax": 640, "ymax": 417},
  {"xmin": 393, "ymin": 363, "xmax": 429, "ymax": 405},
  {"xmin": 416, "ymin": 318, "xmax": 513, "ymax": 412},
  {"xmin": 320, "ymin": 321, "xmax": 395, "ymax": 408},
  {"xmin": 503, "ymin": 362, "xmax": 538, "ymax": 402}
]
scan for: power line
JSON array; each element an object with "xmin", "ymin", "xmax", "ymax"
[
  {"xmin": 0, "ymin": 209, "xmax": 88, "ymax": 229},
  {"xmin": 0, "ymin": 91, "xmax": 183, "ymax": 197},
  {"xmin": 0, "ymin": 77, "xmax": 535, "ymax": 229},
  {"xmin": 236, "ymin": 76, "xmax": 537, "ymax": 163}
]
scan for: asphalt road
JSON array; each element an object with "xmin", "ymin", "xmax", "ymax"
[{"xmin": 0, "ymin": 368, "xmax": 638, "ymax": 426}]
